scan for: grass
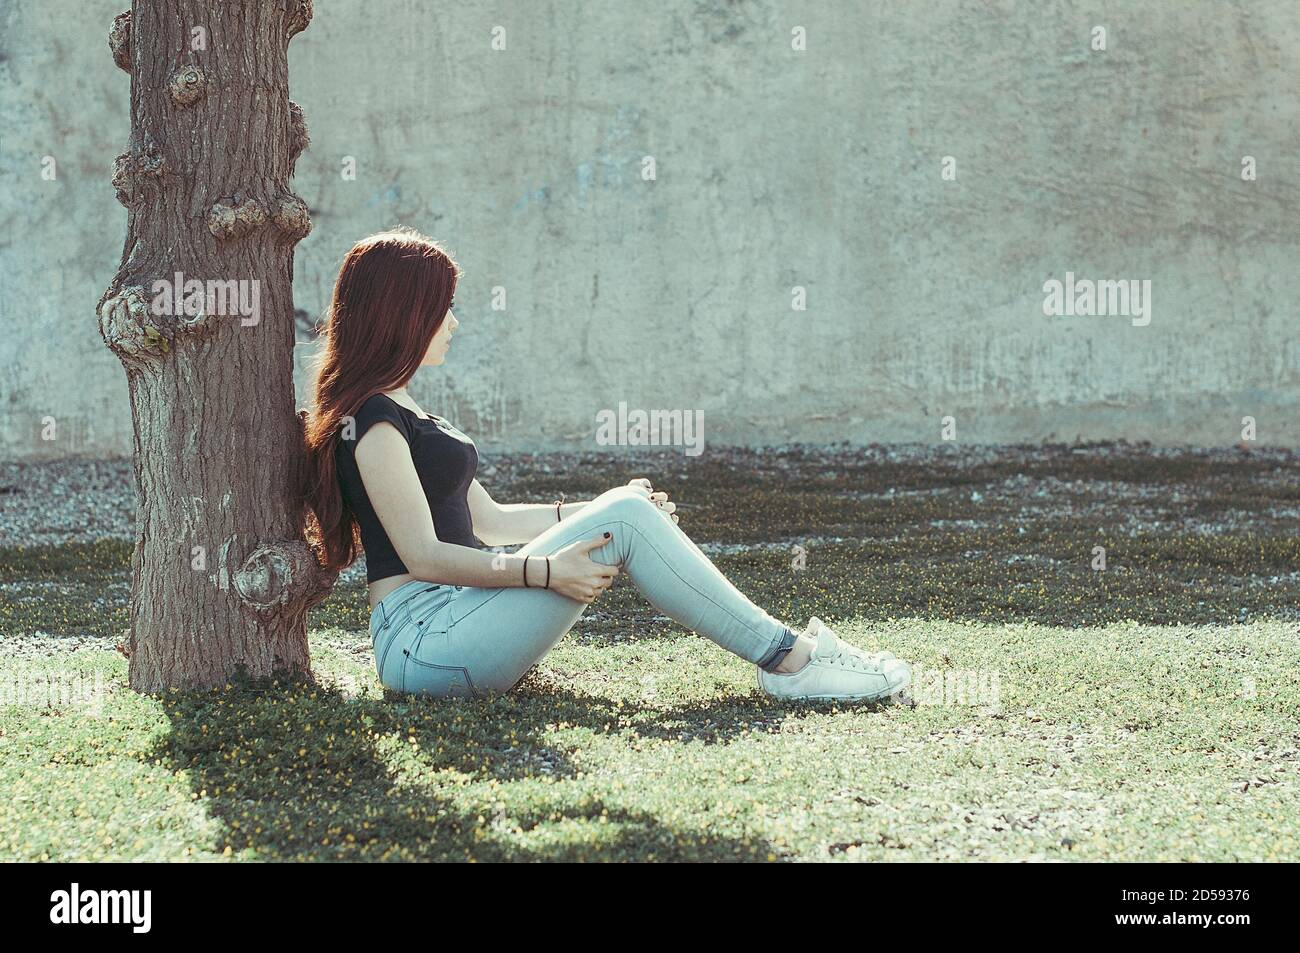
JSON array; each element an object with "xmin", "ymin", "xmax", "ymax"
[{"xmin": 1, "ymin": 443, "xmax": 1298, "ymax": 861}]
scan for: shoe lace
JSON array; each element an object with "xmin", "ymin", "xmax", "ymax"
[{"xmin": 832, "ymin": 643, "xmax": 885, "ymax": 673}]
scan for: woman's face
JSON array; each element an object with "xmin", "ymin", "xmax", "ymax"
[{"xmin": 421, "ymin": 308, "xmax": 459, "ymax": 366}]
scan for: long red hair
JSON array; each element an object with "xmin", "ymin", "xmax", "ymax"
[{"xmin": 302, "ymin": 226, "xmax": 461, "ymax": 574}]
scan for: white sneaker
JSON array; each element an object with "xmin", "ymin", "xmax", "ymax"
[{"xmin": 758, "ymin": 618, "xmax": 910, "ymax": 703}]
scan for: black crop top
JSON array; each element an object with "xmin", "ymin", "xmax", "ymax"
[{"xmin": 335, "ymin": 392, "xmax": 482, "ymax": 583}]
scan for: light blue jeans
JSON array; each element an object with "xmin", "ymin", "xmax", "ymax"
[{"xmin": 369, "ymin": 486, "xmax": 797, "ymax": 698}]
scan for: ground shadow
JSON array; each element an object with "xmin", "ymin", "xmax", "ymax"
[{"xmin": 144, "ymin": 675, "xmax": 782, "ymax": 861}]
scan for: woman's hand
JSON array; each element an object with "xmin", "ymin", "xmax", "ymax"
[
  {"xmin": 542, "ymin": 535, "xmax": 621, "ymax": 604},
  {"xmin": 625, "ymin": 478, "xmax": 678, "ymax": 524}
]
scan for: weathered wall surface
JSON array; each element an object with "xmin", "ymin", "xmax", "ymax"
[{"xmin": 2, "ymin": 0, "xmax": 1297, "ymax": 460}]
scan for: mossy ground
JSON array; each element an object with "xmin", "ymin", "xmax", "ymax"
[{"xmin": 1, "ymin": 444, "xmax": 1297, "ymax": 860}]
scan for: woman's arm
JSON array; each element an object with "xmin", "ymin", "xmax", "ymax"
[
  {"xmin": 468, "ymin": 479, "xmax": 589, "ymax": 546},
  {"xmin": 356, "ymin": 425, "xmax": 544, "ymax": 586}
]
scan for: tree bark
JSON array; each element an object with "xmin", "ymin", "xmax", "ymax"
[{"xmin": 98, "ymin": 0, "xmax": 334, "ymax": 692}]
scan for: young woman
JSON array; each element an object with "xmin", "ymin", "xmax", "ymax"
[{"xmin": 303, "ymin": 227, "xmax": 910, "ymax": 703}]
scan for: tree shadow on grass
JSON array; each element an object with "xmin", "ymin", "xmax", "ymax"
[{"xmin": 144, "ymin": 674, "xmax": 781, "ymax": 861}]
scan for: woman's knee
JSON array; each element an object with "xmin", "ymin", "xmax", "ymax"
[
  {"xmin": 589, "ymin": 486, "xmax": 658, "ymax": 520},
  {"xmin": 595, "ymin": 486, "xmax": 660, "ymax": 509},
  {"xmin": 590, "ymin": 485, "xmax": 646, "ymax": 505}
]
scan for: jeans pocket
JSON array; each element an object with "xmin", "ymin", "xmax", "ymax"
[
  {"xmin": 402, "ymin": 653, "xmax": 478, "ymax": 698},
  {"xmin": 403, "ymin": 595, "xmax": 474, "ymax": 697}
]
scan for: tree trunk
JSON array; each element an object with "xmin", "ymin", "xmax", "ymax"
[{"xmin": 98, "ymin": 0, "xmax": 334, "ymax": 692}]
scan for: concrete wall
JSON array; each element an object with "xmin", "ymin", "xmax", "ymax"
[{"xmin": 3, "ymin": 0, "xmax": 1298, "ymax": 460}]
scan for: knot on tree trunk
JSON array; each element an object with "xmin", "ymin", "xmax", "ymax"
[
  {"xmin": 286, "ymin": 0, "xmax": 314, "ymax": 39},
  {"xmin": 168, "ymin": 65, "xmax": 206, "ymax": 107},
  {"xmin": 271, "ymin": 193, "xmax": 312, "ymax": 243},
  {"xmin": 108, "ymin": 11, "xmax": 131, "ymax": 72},
  {"xmin": 289, "ymin": 101, "xmax": 310, "ymax": 165},
  {"xmin": 98, "ymin": 285, "xmax": 171, "ymax": 367},
  {"xmin": 234, "ymin": 540, "xmax": 338, "ymax": 616},
  {"xmin": 111, "ymin": 135, "xmax": 165, "ymax": 208},
  {"xmin": 209, "ymin": 194, "xmax": 268, "ymax": 240}
]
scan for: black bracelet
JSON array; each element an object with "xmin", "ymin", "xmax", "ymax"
[
  {"xmin": 545, "ymin": 556, "xmax": 551, "ymax": 589},
  {"xmin": 523, "ymin": 555, "xmax": 531, "ymax": 588}
]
